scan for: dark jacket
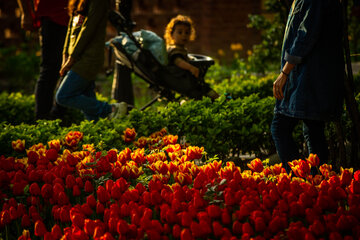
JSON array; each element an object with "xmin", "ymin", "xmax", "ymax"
[
  {"xmin": 63, "ymin": 0, "xmax": 109, "ymax": 81},
  {"xmin": 275, "ymin": 0, "xmax": 344, "ymax": 121}
]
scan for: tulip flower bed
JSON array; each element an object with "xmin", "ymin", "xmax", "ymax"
[{"xmin": 1, "ymin": 128, "xmax": 360, "ymax": 240}]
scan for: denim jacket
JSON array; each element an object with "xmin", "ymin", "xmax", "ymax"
[{"xmin": 274, "ymin": 0, "xmax": 344, "ymax": 121}]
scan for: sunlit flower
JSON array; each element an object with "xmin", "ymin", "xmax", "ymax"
[
  {"xmin": 247, "ymin": 158, "xmax": 264, "ymax": 173},
  {"xmin": 146, "ymin": 151, "xmax": 167, "ymax": 164},
  {"xmin": 163, "ymin": 135, "xmax": 178, "ymax": 145},
  {"xmin": 64, "ymin": 131, "xmax": 83, "ymax": 149},
  {"xmin": 319, "ymin": 164, "xmax": 333, "ymax": 179},
  {"xmin": 130, "ymin": 148, "xmax": 145, "ymax": 166},
  {"xmin": 12, "ymin": 139, "xmax": 25, "ymax": 152},
  {"xmin": 122, "ymin": 128, "xmax": 136, "ymax": 143},
  {"xmin": 174, "ymin": 172, "xmax": 192, "ymax": 185},
  {"xmin": 306, "ymin": 153, "xmax": 320, "ymax": 167},
  {"xmin": 289, "ymin": 159, "xmax": 311, "ymax": 178},
  {"xmin": 186, "ymin": 146, "xmax": 204, "ymax": 160},
  {"xmin": 48, "ymin": 139, "xmax": 61, "ymax": 152},
  {"xmin": 134, "ymin": 136, "xmax": 148, "ymax": 148}
]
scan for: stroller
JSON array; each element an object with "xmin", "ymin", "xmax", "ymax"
[{"xmin": 107, "ymin": 10, "xmax": 218, "ymax": 111}]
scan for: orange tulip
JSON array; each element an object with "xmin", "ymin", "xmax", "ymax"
[
  {"xmin": 247, "ymin": 158, "xmax": 264, "ymax": 173},
  {"xmin": 12, "ymin": 139, "xmax": 25, "ymax": 152},
  {"xmin": 306, "ymin": 153, "xmax": 320, "ymax": 167},
  {"xmin": 122, "ymin": 128, "xmax": 136, "ymax": 143}
]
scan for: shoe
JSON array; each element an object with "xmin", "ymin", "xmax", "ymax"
[{"xmin": 109, "ymin": 102, "xmax": 127, "ymax": 119}]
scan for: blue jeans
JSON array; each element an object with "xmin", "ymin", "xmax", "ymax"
[
  {"xmin": 271, "ymin": 113, "xmax": 328, "ymax": 173},
  {"xmin": 56, "ymin": 70, "xmax": 112, "ymax": 121}
]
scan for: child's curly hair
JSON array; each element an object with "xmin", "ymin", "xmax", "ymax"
[{"xmin": 164, "ymin": 15, "xmax": 196, "ymax": 46}]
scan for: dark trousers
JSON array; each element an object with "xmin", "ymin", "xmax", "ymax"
[
  {"xmin": 35, "ymin": 17, "xmax": 67, "ymax": 120},
  {"xmin": 111, "ymin": 61, "xmax": 134, "ymax": 105},
  {"xmin": 271, "ymin": 113, "xmax": 328, "ymax": 173}
]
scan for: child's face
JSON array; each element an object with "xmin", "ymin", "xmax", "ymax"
[{"xmin": 171, "ymin": 24, "xmax": 191, "ymax": 47}]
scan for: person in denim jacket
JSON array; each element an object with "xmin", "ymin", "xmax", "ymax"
[{"xmin": 271, "ymin": 0, "xmax": 344, "ymax": 173}]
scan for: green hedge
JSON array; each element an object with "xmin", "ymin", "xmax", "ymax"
[
  {"xmin": 0, "ymin": 95, "xmax": 276, "ymax": 159},
  {"xmin": 210, "ymin": 73, "xmax": 276, "ymax": 99}
]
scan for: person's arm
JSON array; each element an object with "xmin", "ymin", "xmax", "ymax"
[
  {"xmin": 60, "ymin": 16, "xmax": 74, "ymax": 77},
  {"xmin": 69, "ymin": 0, "xmax": 108, "ymax": 61},
  {"xmin": 285, "ymin": 0, "xmax": 325, "ymax": 65},
  {"xmin": 274, "ymin": 0, "xmax": 325, "ymax": 100},
  {"xmin": 174, "ymin": 57, "xmax": 199, "ymax": 78},
  {"xmin": 16, "ymin": 0, "xmax": 35, "ymax": 31}
]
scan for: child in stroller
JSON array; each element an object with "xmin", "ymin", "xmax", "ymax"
[
  {"xmin": 164, "ymin": 14, "xmax": 219, "ymax": 99},
  {"xmin": 107, "ymin": 10, "xmax": 219, "ymax": 110}
]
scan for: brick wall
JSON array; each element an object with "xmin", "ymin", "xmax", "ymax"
[
  {"xmin": 130, "ymin": 0, "xmax": 263, "ymax": 60},
  {"xmin": 0, "ymin": 0, "xmax": 263, "ymax": 61},
  {"xmin": 0, "ymin": 1, "xmax": 23, "ymax": 47}
]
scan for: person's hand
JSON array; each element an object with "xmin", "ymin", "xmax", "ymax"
[
  {"xmin": 60, "ymin": 56, "xmax": 75, "ymax": 76},
  {"xmin": 190, "ymin": 66, "xmax": 199, "ymax": 78},
  {"xmin": 273, "ymin": 72, "xmax": 288, "ymax": 100},
  {"xmin": 20, "ymin": 13, "xmax": 35, "ymax": 31}
]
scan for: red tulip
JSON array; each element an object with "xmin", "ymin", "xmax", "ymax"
[
  {"xmin": 51, "ymin": 224, "xmax": 63, "ymax": 240},
  {"xmin": 351, "ymin": 179, "xmax": 360, "ymax": 194},
  {"xmin": 1, "ymin": 210, "xmax": 11, "ymax": 226},
  {"xmin": 12, "ymin": 181, "xmax": 26, "ymax": 196},
  {"xmin": 172, "ymin": 224, "xmax": 181, "ymax": 238},
  {"xmin": 84, "ymin": 219, "xmax": 96, "ymax": 236},
  {"xmin": 122, "ymin": 128, "xmax": 136, "ymax": 143},
  {"xmin": 100, "ymin": 232, "xmax": 116, "ymax": 240},
  {"xmin": 247, "ymin": 158, "xmax": 264, "ymax": 173},
  {"xmin": 207, "ymin": 205, "xmax": 222, "ymax": 219},
  {"xmin": 117, "ymin": 219, "xmax": 129, "ymax": 235},
  {"xmin": 21, "ymin": 214, "xmax": 31, "ymax": 228},
  {"xmin": 185, "ymin": 146, "xmax": 204, "ymax": 160},
  {"xmin": 108, "ymin": 217, "xmax": 118, "ymax": 233},
  {"xmin": 17, "ymin": 229, "xmax": 31, "ymax": 240},
  {"xmin": 57, "ymin": 191, "xmax": 69, "ymax": 205},
  {"xmin": 306, "ymin": 153, "xmax": 320, "ymax": 167},
  {"xmin": 34, "ymin": 220, "xmax": 47, "ymax": 237},
  {"xmin": 64, "ymin": 131, "xmax": 83, "ymax": 148},
  {"xmin": 48, "ymin": 139, "xmax": 61, "ymax": 152},
  {"xmin": 93, "ymin": 226, "xmax": 105, "ymax": 239},
  {"xmin": 254, "ymin": 217, "xmax": 267, "ymax": 232},
  {"xmin": 340, "ymin": 167, "xmax": 353, "ymax": 187},
  {"xmin": 46, "ymin": 148, "xmax": 58, "ymax": 161},
  {"xmin": 72, "ymin": 226, "xmax": 88, "ymax": 240},
  {"xmin": 181, "ymin": 211, "xmax": 192, "ymax": 227},
  {"xmin": 212, "ymin": 221, "xmax": 224, "ymax": 237},
  {"xmin": 60, "ymin": 207, "xmax": 70, "ymax": 223},
  {"xmin": 65, "ymin": 174, "xmax": 76, "ymax": 189},
  {"xmin": 84, "ymin": 180, "xmax": 94, "ymax": 193},
  {"xmin": 221, "ymin": 208, "xmax": 232, "ymax": 225},
  {"xmin": 290, "ymin": 160, "xmax": 311, "ymax": 178},
  {"xmin": 41, "ymin": 183, "xmax": 53, "ymax": 199},
  {"xmin": 180, "ymin": 228, "xmax": 192, "ymax": 240},
  {"xmin": 329, "ymin": 232, "xmax": 343, "ymax": 240},
  {"xmin": 97, "ymin": 186, "xmax": 110, "ymax": 203},
  {"xmin": 73, "ymin": 185, "xmax": 81, "ymax": 197},
  {"xmin": 96, "ymin": 202, "xmax": 105, "ymax": 215},
  {"xmin": 9, "ymin": 206, "xmax": 18, "ymax": 221},
  {"xmin": 309, "ymin": 219, "xmax": 325, "ymax": 236},
  {"xmin": 190, "ymin": 221, "xmax": 203, "ymax": 238}
]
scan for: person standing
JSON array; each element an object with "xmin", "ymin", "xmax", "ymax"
[
  {"xmin": 17, "ymin": 0, "xmax": 69, "ymax": 120},
  {"xmin": 56, "ymin": 0, "xmax": 126, "ymax": 121},
  {"xmin": 271, "ymin": 0, "xmax": 345, "ymax": 173}
]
